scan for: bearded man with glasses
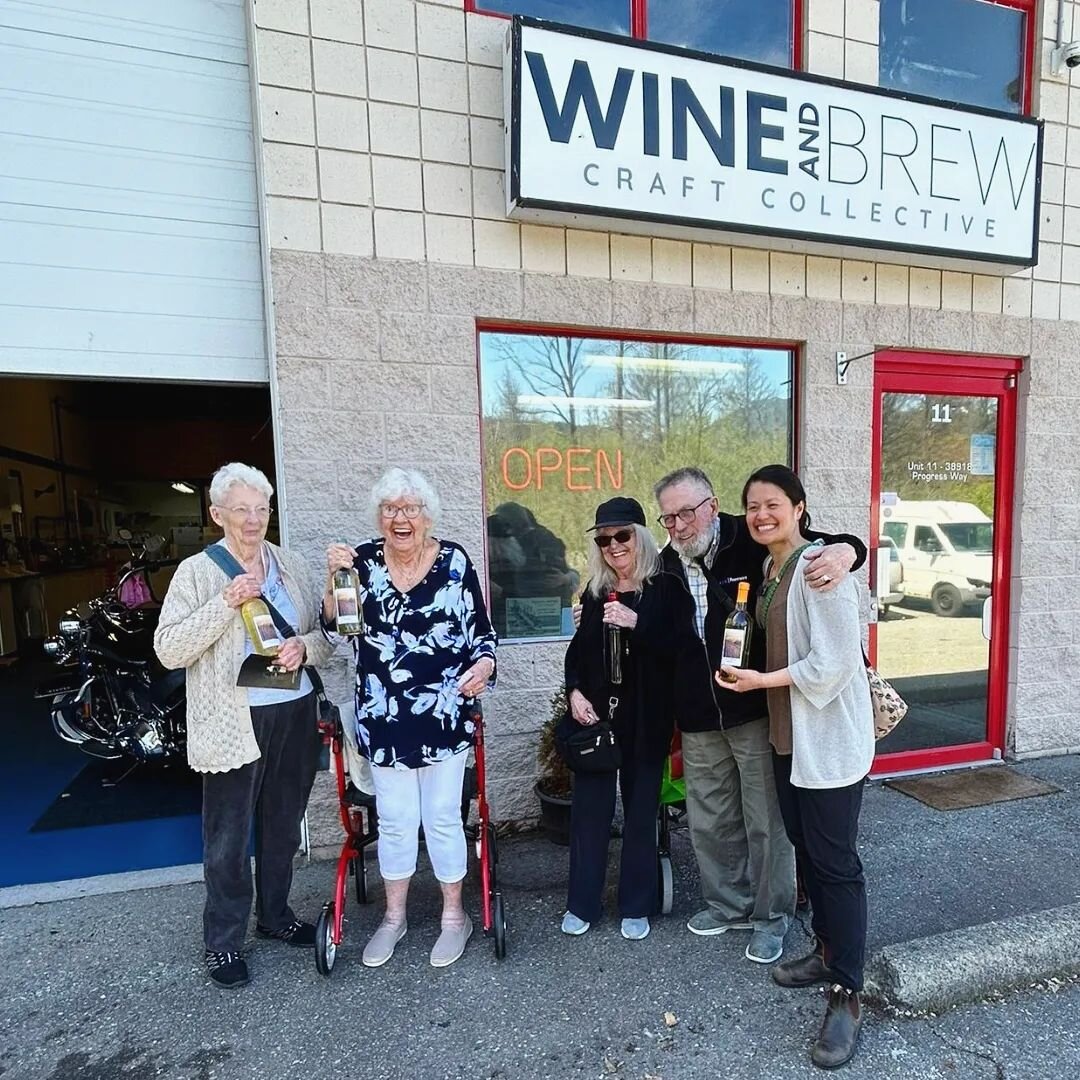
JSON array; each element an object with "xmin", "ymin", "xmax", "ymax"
[{"xmin": 653, "ymin": 467, "xmax": 865, "ymax": 966}]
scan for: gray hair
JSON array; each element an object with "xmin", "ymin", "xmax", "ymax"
[
  {"xmin": 370, "ymin": 467, "xmax": 441, "ymax": 531},
  {"xmin": 209, "ymin": 462, "xmax": 273, "ymax": 506},
  {"xmin": 586, "ymin": 524, "xmax": 660, "ymax": 599},
  {"xmin": 653, "ymin": 466, "xmax": 714, "ymax": 503}
]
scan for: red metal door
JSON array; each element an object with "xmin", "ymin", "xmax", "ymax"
[{"xmin": 869, "ymin": 350, "xmax": 1019, "ymax": 775}]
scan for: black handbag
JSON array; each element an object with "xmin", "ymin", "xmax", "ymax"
[{"xmin": 559, "ymin": 719, "xmax": 622, "ymax": 773}]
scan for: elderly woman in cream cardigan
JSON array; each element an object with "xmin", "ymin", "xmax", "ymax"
[{"xmin": 154, "ymin": 462, "xmax": 332, "ymax": 990}]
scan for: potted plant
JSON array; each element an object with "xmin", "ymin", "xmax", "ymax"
[{"xmin": 535, "ymin": 685, "xmax": 573, "ymax": 845}]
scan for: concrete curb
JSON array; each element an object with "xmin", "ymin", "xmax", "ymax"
[{"xmin": 865, "ymin": 901, "xmax": 1080, "ymax": 1012}]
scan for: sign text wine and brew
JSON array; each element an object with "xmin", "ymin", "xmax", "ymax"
[{"xmin": 505, "ymin": 20, "xmax": 1042, "ymax": 269}]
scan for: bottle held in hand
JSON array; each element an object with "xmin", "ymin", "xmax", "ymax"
[
  {"xmin": 242, "ymin": 597, "xmax": 282, "ymax": 657},
  {"xmin": 332, "ymin": 564, "xmax": 364, "ymax": 636},
  {"xmin": 604, "ymin": 590, "xmax": 623, "ymax": 686},
  {"xmin": 719, "ymin": 581, "xmax": 752, "ymax": 681}
]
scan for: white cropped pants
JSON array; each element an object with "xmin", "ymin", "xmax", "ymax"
[{"xmin": 369, "ymin": 752, "xmax": 469, "ymax": 883}]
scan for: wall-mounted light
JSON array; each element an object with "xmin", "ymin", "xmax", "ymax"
[{"xmin": 171, "ymin": 482, "xmax": 196, "ymax": 494}]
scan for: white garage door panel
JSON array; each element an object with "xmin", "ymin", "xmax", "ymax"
[
  {"xmin": 2, "ymin": 212, "xmax": 261, "ymax": 280},
  {"xmin": 0, "ymin": 0, "xmax": 267, "ymax": 384},
  {"xmin": 0, "ymin": 264, "xmax": 265, "ymax": 322}
]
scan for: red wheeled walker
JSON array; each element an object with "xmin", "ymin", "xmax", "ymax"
[{"xmin": 313, "ymin": 701, "xmax": 507, "ymax": 975}]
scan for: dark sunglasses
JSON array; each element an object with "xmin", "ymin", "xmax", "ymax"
[{"xmin": 594, "ymin": 529, "xmax": 633, "ymax": 548}]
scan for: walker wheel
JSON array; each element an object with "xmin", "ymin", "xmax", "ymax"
[
  {"xmin": 352, "ymin": 856, "xmax": 369, "ymax": 904},
  {"xmin": 493, "ymin": 892, "xmax": 507, "ymax": 960},
  {"xmin": 314, "ymin": 902, "xmax": 337, "ymax": 976},
  {"xmin": 658, "ymin": 854, "xmax": 674, "ymax": 916}
]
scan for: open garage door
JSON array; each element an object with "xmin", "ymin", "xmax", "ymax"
[{"xmin": 0, "ymin": 0, "xmax": 267, "ymax": 383}]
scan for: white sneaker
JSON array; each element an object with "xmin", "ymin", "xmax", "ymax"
[{"xmin": 561, "ymin": 911, "xmax": 590, "ymax": 935}]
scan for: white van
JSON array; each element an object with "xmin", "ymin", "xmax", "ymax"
[{"xmin": 879, "ymin": 500, "xmax": 992, "ymax": 617}]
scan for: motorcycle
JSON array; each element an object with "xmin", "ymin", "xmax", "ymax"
[{"xmin": 36, "ymin": 531, "xmax": 186, "ymax": 762}]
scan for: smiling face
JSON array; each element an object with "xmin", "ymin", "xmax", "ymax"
[
  {"xmin": 744, "ymin": 481, "xmax": 804, "ymax": 548},
  {"xmin": 596, "ymin": 525, "xmax": 638, "ymax": 580},
  {"xmin": 379, "ymin": 496, "xmax": 431, "ymax": 558},
  {"xmin": 208, "ymin": 483, "xmax": 271, "ymax": 551},
  {"xmin": 656, "ymin": 480, "xmax": 718, "ymax": 558}
]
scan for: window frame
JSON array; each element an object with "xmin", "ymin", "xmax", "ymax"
[
  {"xmin": 465, "ymin": 0, "xmax": 806, "ymax": 70},
  {"xmin": 475, "ymin": 321, "xmax": 803, "ymax": 642},
  {"xmin": 878, "ymin": 0, "xmax": 1036, "ymax": 115}
]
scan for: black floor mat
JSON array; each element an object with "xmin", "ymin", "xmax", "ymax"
[{"xmin": 31, "ymin": 758, "xmax": 202, "ymax": 832}]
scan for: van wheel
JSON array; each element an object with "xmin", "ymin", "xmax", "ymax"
[{"xmin": 932, "ymin": 584, "xmax": 963, "ymax": 617}]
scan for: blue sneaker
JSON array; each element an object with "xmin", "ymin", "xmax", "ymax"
[
  {"xmin": 621, "ymin": 917, "xmax": 650, "ymax": 940},
  {"xmin": 561, "ymin": 911, "xmax": 590, "ymax": 935}
]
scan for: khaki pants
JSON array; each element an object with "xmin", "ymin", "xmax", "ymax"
[{"xmin": 681, "ymin": 718, "xmax": 795, "ymax": 937}]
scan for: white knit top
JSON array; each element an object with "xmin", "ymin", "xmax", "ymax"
[{"xmin": 153, "ymin": 543, "xmax": 333, "ymax": 773}]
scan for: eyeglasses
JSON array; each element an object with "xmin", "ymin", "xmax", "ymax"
[
  {"xmin": 220, "ymin": 505, "xmax": 273, "ymax": 520},
  {"xmin": 381, "ymin": 503, "xmax": 425, "ymax": 520},
  {"xmin": 657, "ymin": 496, "xmax": 713, "ymax": 529},
  {"xmin": 594, "ymin": 529, "xmax": 633, "ymax": 548}
]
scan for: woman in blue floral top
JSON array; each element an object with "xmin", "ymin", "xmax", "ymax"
[{"xmin": 324, "ymin": 468, "xmax": 497, "ymax": 970}]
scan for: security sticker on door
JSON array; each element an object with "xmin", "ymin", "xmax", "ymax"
[{"xmin": 969, "ymin": 434, "xmax": 996, "ymax": 476}]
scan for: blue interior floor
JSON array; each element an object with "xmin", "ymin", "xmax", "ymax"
[{"xmin": 0, "ymin": 660, "xmax": 203, "ymax": 887}]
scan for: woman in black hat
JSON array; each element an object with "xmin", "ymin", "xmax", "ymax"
[{"xmin": 561, "ymin": 496, "xmax": 690, "ymax": 940}]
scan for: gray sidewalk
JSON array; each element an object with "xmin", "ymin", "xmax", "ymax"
[{"xmin": 2, "ymin": 756, "xmax": 1080, "ymax": 1080}]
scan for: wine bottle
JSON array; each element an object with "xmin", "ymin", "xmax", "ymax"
[
  {"xmin": 720, "ymin": 581, "xmax": 752, "ymax": 673},
  {"xmin": 241, "ymin": 597, "xmax": 283, "ymax": 657},
  {"xmin": 333, "ymin": 565, "xmax": 364, "ymax": 636},
  {"xmin": 604, "ymin": 590, "xmax": 623, "ymax": 686}
]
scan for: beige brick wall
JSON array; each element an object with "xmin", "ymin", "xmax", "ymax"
[{"xmin": 250, "ymin": 1, "xmax": 1080, "ymax": 830}]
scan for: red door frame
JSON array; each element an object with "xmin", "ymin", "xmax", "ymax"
[{"xmin": 869, "ymin": 349, "xmax": 1020, "ymax": 775}]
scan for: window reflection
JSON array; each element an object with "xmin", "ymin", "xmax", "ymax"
[
  {"xmin": 479, "ymin": 331, "xmax": 794, "ymax": 640},
  {"xmin": 477, "ymin": 0, "xmax": 631, "ymax": 36},
  {"xmin": 648, "ymin": 0, "xmax": 795, "ymax": 67},
  {"xmin": 879, "ymin": 0, "xmax": 1025, "ymax": 113}
]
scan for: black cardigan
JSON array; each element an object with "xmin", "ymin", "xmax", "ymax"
[
  {"xmin": 563, "ymin": 570, "xmax": 691, "ymax": 763},
  {"xmin": 658, "ymin": 514, "xmax": 867, "ymax": 734}
]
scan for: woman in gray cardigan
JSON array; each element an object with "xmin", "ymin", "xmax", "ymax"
[{"xmin": 716, "ymin": 465, "xmax": 873, "ymax": 1071}]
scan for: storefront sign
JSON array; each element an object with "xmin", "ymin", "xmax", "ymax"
[{"xmin": 505, "ymin": 19, "xmax": 1042, "ymax": 269}]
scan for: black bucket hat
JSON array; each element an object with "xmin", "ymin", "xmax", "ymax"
[{"xmin": 587, "ymin": 496, "xmax": 647, "ymax": 531}]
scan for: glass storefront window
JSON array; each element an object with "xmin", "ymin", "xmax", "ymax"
[
  {"xmin": 647, "ymin": 0, "xmax": 796, "ymax": 68},
  {"xmin": 472, "ymin": 0, "xmax": 631, "ymax": 35},
  {"xmin": 478, "ymin": 330, "xmax": 795, "ymax": 641},
  {"xmin": 879, "ymin": 0, "xmax": 1028, "ymax": 114}
]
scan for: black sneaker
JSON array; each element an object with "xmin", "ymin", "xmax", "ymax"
[
  {"xmin": 256, "ymin": 919, "xmax": 316, "ymax": 948},
  {"xmin": 204, "ymin": 949, "xmax": 249, "ymax": 989}
]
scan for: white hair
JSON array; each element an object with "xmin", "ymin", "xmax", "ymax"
[
  {"xmin": 586, "ymin": 523, "xmax": 660, "ymax": 599},
  {"xmin": 209, "ymin": 462, "xmax": 273, "ymax": 506},
  {"xmin": 370, "ymin": 467, "xmax": 441, "ymax": 531}
]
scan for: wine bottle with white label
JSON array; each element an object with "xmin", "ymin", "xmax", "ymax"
[
  {"xmin": 333, "ymin": 565, "xmax": 364, "ymax": 636},
  {"xmin": 720, "ymin": 581, "xmax": 752, "ymax": 672},
  {"xmin": 241, "ymin": 597, "xmax": 283, "ymax": 656}
]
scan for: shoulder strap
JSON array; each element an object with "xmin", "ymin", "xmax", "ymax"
[
  {"xmin": 695, "ymin": 558, "xmax": 736, "ymax": 618},
  {"xmin": 204, "ymin": 544, "xmax": 329, "ymax": 699}
]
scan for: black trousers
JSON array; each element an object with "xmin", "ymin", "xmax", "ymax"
[
  {"xmin": 772, "ymin": 752, "xmax": 867, "ymax": 992},
  {"xmin": 567, "ymin": 756, "xmax": 664, "ymax": 923},
  {"xmin": 202, "ymin": 693, "xmax": 319, "ymax": 952}
]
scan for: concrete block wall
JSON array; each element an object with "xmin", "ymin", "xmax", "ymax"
[{"xmin": 250, "ymin": 1, "xmax": 1080, "ymax": 830}]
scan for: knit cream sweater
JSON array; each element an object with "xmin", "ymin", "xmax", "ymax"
[{"xmin": 154, "ymin": 542, "xmax": 333, "ymax": 773}]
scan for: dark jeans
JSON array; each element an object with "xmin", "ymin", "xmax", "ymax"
[
  {"xmin": 567, "ymin": 756, "xmax": 664, "ymax": 923},
  {"xmin": 202, "ymin": 693, "xmax": 319, "ymax": 952},
  {"xmin": 772, "ymin": 752, "xmax": 867, "ymax": 992}
]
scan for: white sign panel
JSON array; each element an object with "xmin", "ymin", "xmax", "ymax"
[{"xmin": 506, "ymin": 20, "xmax": 1042, "ymax": 269}]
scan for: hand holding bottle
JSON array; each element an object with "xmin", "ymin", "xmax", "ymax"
[
  {"xmin": 715, "ymin": 667, "xmax": 764, "ymax": 692},
  {"xmin": 602, "ymin": 600, "xmax": 637, "ymax": 630},
  {"xmin": 325, "ymin": 543, "xmax": 356, "ymax": 577},
  {"xmin": 223, "ymin": 573, "xmax": 262, "ymax": 609}
]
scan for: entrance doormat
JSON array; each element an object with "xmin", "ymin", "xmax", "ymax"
[
  {"xmin": 885, "ymin": 767, "xmax": 1060, "ymax": 811},
  {"xmin": 30, "ymin": 759, "xmax": 201, "ymax": 832}
]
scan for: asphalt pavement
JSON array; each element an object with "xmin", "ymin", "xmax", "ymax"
[{"xmin": 3, "ymin": 754, "xmax": 1080, "ymax": 1080}]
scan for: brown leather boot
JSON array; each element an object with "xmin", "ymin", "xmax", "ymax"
[
  {"xmin": 772, "ymin": 946, "xmax": 835, "ymax": 988},
  {"xmin": 811, "ymin": 985, "xmax": 862, "ymax": 1069}
]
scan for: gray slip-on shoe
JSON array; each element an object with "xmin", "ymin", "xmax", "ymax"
[
  {"xmin": 362, "ymin": 921, "xmax": 407, "ymax": 968},
  {"xmin": 430, "ymin": 915, "xmax": 473, "ymax": 968},
  {"xmin": 687, "ymin": 909, "xmax": 754, "ymax": 936},
  {"xmin": 745, "ymin": 929, "xmax": 785, "ymax": 964}
]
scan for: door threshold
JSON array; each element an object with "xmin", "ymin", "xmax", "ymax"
[{"xmin": 870, "ymin": 756, "xmax": 1003, "ymax": 783}]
